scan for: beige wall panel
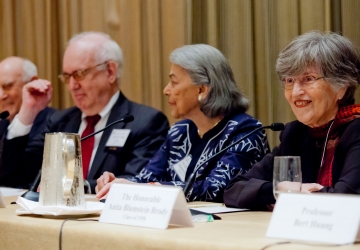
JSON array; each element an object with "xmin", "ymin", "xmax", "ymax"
[
  {"xmin": 58, "ymin": 0, "xmax": 82, "ymax": 50},
  {"xmin": 206, "ymin": 0, "xmax": 219, "ymax": 48},
  {"xmin": 274, "ymin": 0, "xmax": 298, "ymax": 126},
  {"xmin": 275, "ymin": 0, "xmax": 299, "ymax": 53},
  {"xmin": 299, "ymin": 0, "xmax": 327, "ymax": 32},
  {"xmin": 160, "ymin": 0, "xmax": 189, "ymax": 125},
  {"xmin": 342, "ymin": 0, "xmax": 360, "ymax": 48},
  {"xmin": 117, "ymin": 0, "xmax": 143, "ymax": 103},
  {"xmin": 0, "ymin": 0, "xmax": 16, "ymax": 57},
  {"xmin": 221, "ymin": 0, "xmax": 255, "ymax": 115},
  {"xmin": 141, "ymin": 0, "xmax": 163, "ymax": 109},
  {"xmin": 342, "ymin": 0, "xmax": 360, "ymax": 103},
  {"xmin": 104, "ymin": 0, "xmax": 121, "ymax": 35},
  {"xmin": 12, "ymin": 1, "xmax": 58, "ymax": 108},
  {"xmin": 253, "ymin": 0, "xmax": 279, "ymax": 147},
  {"xmin": 81, "ymin": 0, "xmax": 105, "ymax": 32},
  {"xmin": 56, "ymin": 0, "xmax": 82, "ymax": 109},
  {"xmin": 14, "ymin": 1, "xmax": 36, "ymax": 60},
  {"xmin": 33, "ymin": 1, "xmax": 46, "ymax": 78}
]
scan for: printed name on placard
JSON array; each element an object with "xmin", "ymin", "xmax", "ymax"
[
  {"xmin": 100, "ymin": 183, "xmax": 193, "ymax": 229},
  {"xmin": 266, "ymin": 193, "xmax": 360, "ymax": 245}
]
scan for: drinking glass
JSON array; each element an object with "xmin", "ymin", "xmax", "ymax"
[{"xmin": 273, "ymin": 156, "xmax": 302, "ymax": 200}]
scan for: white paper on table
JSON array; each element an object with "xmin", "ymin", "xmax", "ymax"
[
  {"xmin": 0, "ymin": 187, "xmax": 26, "ymax": 197},
  {"xmin": 191, "ymin": 206, "xmax": 248, "ymax": 214},
  {"xmin": 15, "ymin": 197, "xmax": 104, "ymax": 216}
]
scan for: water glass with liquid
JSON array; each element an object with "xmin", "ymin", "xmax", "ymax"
[{"xmin": 273, "ymin": 156, "xmax": 302, "ymax": 200}]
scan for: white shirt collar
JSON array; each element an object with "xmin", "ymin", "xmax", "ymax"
[{"xmin": 81, "ymin": 91, "xmax": 119, "ymax": 119}]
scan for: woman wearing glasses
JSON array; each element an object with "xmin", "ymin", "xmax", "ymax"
[
  {"xmin": 224, "ymin": 31, "xmax": 360, "ymax": 210},
  {"xmin": 96, "ymin": 44, "xmax": 270, "ymax": 202}
]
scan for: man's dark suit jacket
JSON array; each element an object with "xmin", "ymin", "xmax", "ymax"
[
  {"xmin": 0, "ymin": 107, "xmax": 56, "ymax": 187},
  {"xmin": 1, "ymin": 92, "xmax": 169, "ymax": 192}
]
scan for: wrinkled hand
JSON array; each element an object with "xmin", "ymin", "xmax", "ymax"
[
  {"xmin": 95, "ymin": 171, "xmax": 116, "ymax": 194},
  {"xmin": 18, "ymin": 79, "xmax": 52, "ymax": 125},
  {"xmin": 277, "ymin": 181, "xmax": 301, "ymax": 192},
  {"xmin": 95, "ymin": 177, "xmax": 134, "ymax": 200},
  {"xmin": 301, "ymin": 183, "xmax": 324, "ymax": 193}
]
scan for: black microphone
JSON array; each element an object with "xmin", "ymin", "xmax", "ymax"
[
  {"xmin": 182, "ymin": 123, "xmax": 285, "ymax": 198},
  {"xmin": 21, "ymin": 115, "xmax": 135, "ymax": 202},
  {"xmin": 0, "ymin": 111, "xmax": 9, "ymax": 120},
  {"xmin": 81, "ymin": 115, "xmax": 134, "ymax": 141}
]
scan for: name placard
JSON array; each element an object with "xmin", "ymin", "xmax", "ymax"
[
  {"xmin": 106, "ymin": 129, "xmax": 131, "ymax": 147},
  {"xmin": 99, "ymin": 183, "xmax": 193, "ymax": 229},
  {"xmin": 266, "ymin": 193, "xmax": 360, "ymax": 245}
]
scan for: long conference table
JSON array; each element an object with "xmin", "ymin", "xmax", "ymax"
[{"xmin": 0, "ymin": 195, "xmax": 359, "ymax": 250}]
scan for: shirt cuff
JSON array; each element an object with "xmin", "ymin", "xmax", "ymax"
[{"xmin": 6, "ymin": 115, "xmax": 33, "ymax": 139}]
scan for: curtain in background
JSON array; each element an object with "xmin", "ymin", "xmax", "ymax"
[{"xmin": 0, "ymin": 0, "xmax": 359, "ymax": 148}]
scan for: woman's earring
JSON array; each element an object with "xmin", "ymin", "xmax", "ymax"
[{"xmin": 198, "ymin": 95, "xmax": 202, "ymax": 102}]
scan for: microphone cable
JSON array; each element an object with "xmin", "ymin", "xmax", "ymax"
[{"xmin": 59, "ymin": 218, "xmax": 98, "ymax": 250}]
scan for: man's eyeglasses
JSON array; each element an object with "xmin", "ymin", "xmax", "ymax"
[
  {"xmin": 58, "ymin": 61, "xmax": 108, "ymax": 84},
  {"xmin": 282, "ymin": 75, "xmax": 325, "ymax": 90}
]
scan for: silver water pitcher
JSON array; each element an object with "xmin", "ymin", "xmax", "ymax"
[{"xmin": 39, "ymin": 132, "xmax": 85, "ymax": 207}]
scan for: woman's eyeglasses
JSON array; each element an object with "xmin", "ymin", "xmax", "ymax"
[{"xmin": 282, "ymin": 75, "xmax": 325, "ymax": 90}]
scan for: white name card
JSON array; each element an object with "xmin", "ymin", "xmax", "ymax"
[
  {"xmin": 99, "ymin": 183, "xmax": 193, "ymax": 229},
  {"xmin": 0, "ymin": 190, "xmax": 6, "ymax": 208},
  {"xmin": 266, "ymin": 193, "xmax": 360, "ymax": 245},
  {"xmin": 106, "ymin": 129, "xmax": 131, "ymax": 147}
]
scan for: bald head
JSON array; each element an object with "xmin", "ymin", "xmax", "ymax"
[
  {"xmin": 0, "ymin": 57, "xmax": 24, "ymax": 77},
  {"xmin": 62, "ymin": 32, "xmax": 122, "ymax": 115},
  {"xmin": 66, "ymin": 32, "xmax": 123, "ymax": 78},
  {"xmin": 0, "ymin": 57, "xmax": 38, "ymax": 120}
]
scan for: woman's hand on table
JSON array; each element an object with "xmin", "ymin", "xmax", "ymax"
[
  {"xmin": 301, "ymin": 183, "xmax": 324, "ymax": 193},
  {"xmin": 95, "ymin": 171, "xmax": 116, "ymax": 194},
  {"xmin": 95, "ymin": 177, "xmax": 134, "ymax": 200}
]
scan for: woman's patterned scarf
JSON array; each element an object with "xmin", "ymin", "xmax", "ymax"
[{"xmin": 308, "ymin": 105, "xmax": 360, "ymax": 187}]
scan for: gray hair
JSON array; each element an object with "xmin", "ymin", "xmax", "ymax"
[
  {"xmin": 22, "ymin": 59, "xmax": 38, "ymax": 82},
  {"xmin": 276, "ymin": 31, "xmax": 360, "ymax": 106},
  {"xmin": 170, "ymin": 44, "xmax": 249, "ymax": 118},
  {"xmin": 69, "ymin": 31, "xmax": 123, "ymax": 78}
]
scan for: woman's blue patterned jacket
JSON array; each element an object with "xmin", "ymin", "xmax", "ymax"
[{"xmin": 129, "ymin": 112, "xmax": 270, "ymax": 202}]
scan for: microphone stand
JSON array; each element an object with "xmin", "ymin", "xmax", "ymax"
[
  {"xmin": 182, "ymin": 123, "xmax": 284, "ymax": 198},
  {"xmin": 21, "ymin": 115, "xmax": 134, "ymax": 202}
]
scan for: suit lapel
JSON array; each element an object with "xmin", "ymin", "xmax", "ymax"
[
  {"xmin": 59, "ymin": 109, "xmax": 82, "ymax": 133},
  {"xmin": 88, "ymin": 93, "xmax": 130, "ymax": 179}
]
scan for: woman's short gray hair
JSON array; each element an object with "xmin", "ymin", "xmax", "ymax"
[
  {"xmin": 276, "ymin": 31, "xmax": 360, "ymax": 106},
  {"xmin": 22, "ymin": 59, "xmax": 38, "ymax": 82},
  {"xmin": 69, "ymin": 31, "xmax": 123, "ymax": 78},
  {"xmin": 170, "ymin": 44, "xmax": 249, "ymax": 118}
]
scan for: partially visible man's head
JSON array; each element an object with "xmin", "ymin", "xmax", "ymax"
[
  {"xmin": 61, "ymin": 32, "xmax": 123, "ymax": 116},
  {"xmin": 0, "ymin": 57, "xmax": 38, "ymax": 121}
]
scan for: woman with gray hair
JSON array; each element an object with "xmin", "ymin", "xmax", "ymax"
[
  {"xmin": 224, "ymin": 31, "xmax": 360, "ymax": 210},
  {"xmin": 96, "ymin": 44, "xmax": 270, "ymax": 202}
]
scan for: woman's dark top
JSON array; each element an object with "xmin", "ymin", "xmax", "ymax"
[{"xmin": 224, "ymin": 117, "xmax": 360, "ymax": 210}]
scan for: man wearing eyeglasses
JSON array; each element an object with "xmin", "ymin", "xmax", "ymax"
[
  {"xmin": 0, "ymin": 57, "xmax": 55, "ymax": 187},
  {"xmin": 1, "ymin": 32, "xmax": 169, "ymax": 191}
]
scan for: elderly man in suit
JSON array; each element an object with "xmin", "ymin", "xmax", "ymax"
[
  {"xmin": 0, "ymin": 57, "xmax": 55, "ymax": 187},
  {"xmin": 1, "ymin": 32, "xmax": 169, "ymax": 191}
]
